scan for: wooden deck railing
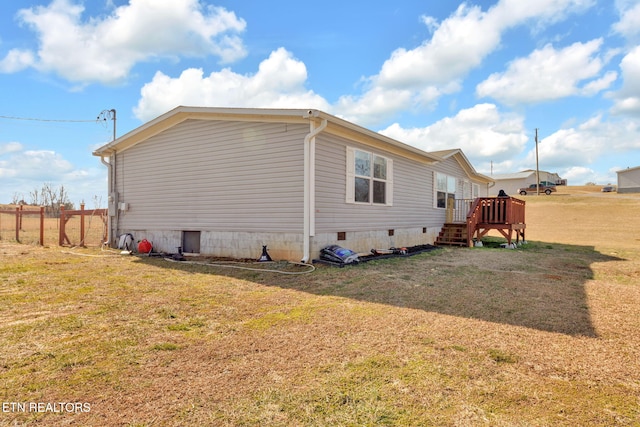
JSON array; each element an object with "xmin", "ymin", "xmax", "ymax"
[
  {"xmin": 464, "ymin": 197, "xmax": 526, "ymax": 246},
  {"xmin": 447, "ymin": 199, "xmax": 475, "ymax": 223},
  {"xmin": 473, "ymin": 197, "xmax": 525, "ymax": 224},
  {"xmin": 448, "ymin": 197, "xmax": 526, "ymax": 225}
]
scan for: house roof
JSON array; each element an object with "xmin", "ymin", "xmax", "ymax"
[
  {"xmin": 491, "ymin": 170, "xmax": 564, "ymax": 182},
  {"xmin": 93, "ymin": 106, "xmax": 492, "ymax": 183},
  {"xmin": 430, "ymin": 149, "xmax": 493, "ymax": 184},
  {"xmin": 616, "ymin": 165, "xmax": 640, "ymax": 175},
  {"xmin": 93, "ymin": 106, "xmax": 440, "ymax": 162},
  {"xmin": 490, "ymin": 171, "xmax": 535, "ymax": 180}
]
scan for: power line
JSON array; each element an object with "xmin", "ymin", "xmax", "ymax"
[{"xmin": 0, "ymin": 114, "xmax": 96, "ymax": 123}]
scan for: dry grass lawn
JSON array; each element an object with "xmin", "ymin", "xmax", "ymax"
[{"xmin": 1, "ymin": 186, "xmax": 639, "ymax": 426}]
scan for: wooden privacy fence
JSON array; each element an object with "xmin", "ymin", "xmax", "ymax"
[{"xmin": 0, "ymin": 204, "xmax": 108, "ymax": 247}]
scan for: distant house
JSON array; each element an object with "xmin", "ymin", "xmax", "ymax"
[
  {"xmin": 93, "ymin": 106, "xmax": 493, "ymax": 261},
  {"xmin": 617, "ymin": 166, "xmax": 640, "ymax": 193},
  {"xmin": 488, "ymin": 170, "xmax": 565, "ymax": 196}
]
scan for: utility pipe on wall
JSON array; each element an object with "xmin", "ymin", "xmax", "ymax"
[
  {"xmin": 302, "ymin": 112, "xmax": 328, "ymax": 263},
  {"xmin": 99, "ymin": 154, "xmax": 112, "ymax": 244},
  {"xmin": 99, "ymin": 150, "xmax": 117, "ymax": 247}
]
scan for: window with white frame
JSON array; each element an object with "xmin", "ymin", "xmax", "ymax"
[
  {"xmin": 435, "ymin": 172, "xmax": 457, "ymax": 208},
  {"xmin": 346, "ymin": 147, "xmax": 393, "ymax": 205},
  {"xmin": 462, "ymin": 180, "xmax": 480, "ymax": 199},
  {"xmin": 472, "ymin": 183, "xmax": 480, "ymax": 198}
]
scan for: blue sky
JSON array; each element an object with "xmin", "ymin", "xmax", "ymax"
[{"xmin": 1, "ymin": 0, "xmax": 640, "ymax": 205}]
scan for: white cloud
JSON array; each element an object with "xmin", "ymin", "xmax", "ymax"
[
  {"xmin": 0, "ymin": 149, "xmax": 74, "ymax": 179},
  {"xmin": 2, "ymin": 0, "xmax": 246, "ymax": 84},
  {"xmin": 582, "ymin": 71, "xmax": 619, "ymax": 95},
  {"xmin": 0, "ymin": 145, "xmax": 105, "ymax": 204},
  {"xmin": 329, "ymin": 0, "xmax": 595, "ymax": 125},
  {"xmin": 613, "ymin": 0, "xmax": 640, "ymax": 40},
  {"xmin": 0, "ymin": 49, "xmax": 35, "ymax": 73},
  {"xmin": 524, "ymin": 114, "xmax": 640, "ymax": 169},
  {"xmin": 476, "ymin": 39, "xmax": 616, "ymax": 104},
  {"xmin": 561, "ymin": 166, "xmax": 602, "ymax": 184},
  {"xmin": 127, "ymin": 0, "xmax": 595, "ymax": 126},
  {"xmin": 134, "ymin": 47, "xmax": 330, "ymax": 121},
  {"xmin": 378, "ymin": 4, "xmax": 499, "ymax": 89},
  {"xmin": 334, "ymin": 87, "xmax": 415, "ymax": 127},
  {"xmin": 419, "ymin": 15, "xmax": 439, "ymax": 34},
  {"xmin": 611, "ymin": 46, "xmax": 640, "ymax": 115},
  {"xmin": 0, "ymin": 142, "xmax": 24, "ymax": 156},
  {"xmin": 378, "ymin": 0, "xmax": 594, "ymax": 90},
  {"xmin": 379, "ymin": 103, "xmax": 528, "ymax": 163}
]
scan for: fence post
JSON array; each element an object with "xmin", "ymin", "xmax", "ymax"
[
  {"xmin": 15, "ymin": 207, "xmax": 20, "ymax": 242},
  {"xmin": 59, "ymin": 206, "xmax": 65, "ymax": 246},
  {"xmin": 39, "ymin": 206, "xmax": 45, "ymax": 246},
  {"xmin": 80, "ymin": 203, "xmax": 85, "ymax": 247}
]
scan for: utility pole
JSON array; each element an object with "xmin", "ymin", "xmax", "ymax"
[
  {"xmin": 535, "ymin": 128, "xmax": 540, "ymax": 196},
  {"xmin": 96, "ymin": 108, "xmax": 117, "ymax": 248},
  {"xmin": 97, "ymin": 109, "xmax": 116, "ymax": 141}
]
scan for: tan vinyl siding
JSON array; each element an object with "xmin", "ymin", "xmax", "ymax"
[
  {"xmin": 432, "ymin": 157, "xmax": 481, "ymax": 197},
  {"xmin": 115, "ymin": 119, "xmax": 306, "ymax": 232},
  {"xmin": 431, "ymin": 156, "xmax": 489, "ymax": 223},
  {"xmin": 314, "ymin": 133, "xmax": 436, "ymax": 232},
  {"xmin": 314, "ymin": 135, "xmax": 489, "ymax": 234}
]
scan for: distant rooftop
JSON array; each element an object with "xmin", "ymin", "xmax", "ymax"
[{"xmin": 489, "ymin": 171, "xmax": 535, "ymax": 180}]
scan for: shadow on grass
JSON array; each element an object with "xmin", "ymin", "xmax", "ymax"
[{"xmin": 135, "ymin": 240, "xmax": 624, "ymax": 338}]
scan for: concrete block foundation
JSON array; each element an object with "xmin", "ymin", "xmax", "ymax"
[
  {"xmin": 311, "ymin": 227, "xmax": 439, "ymax": 258},
  {"xmin": 120, "ymin": 226, "xmax": 440, "ymax": 262},
  {"xmin": 121, "ymin": 229, "xmax": 303, "ymax": 260}
]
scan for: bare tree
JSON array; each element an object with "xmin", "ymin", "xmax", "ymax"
[
  {"xmin": 29, "ymin": 187, "xmax": 40, "ymax": 206},
  {"xmin": 91, "ymin": 194, "xmax": 103, "ymax": 209},
  {"xmin": 8, "ymin": 183, "xmax": 75, "ymax": 213},
  {"xmin": 36, "ymin": 183, "xmax": 74, "ymax": 217},
  {"xmin": 11, "ymin": 192, "xmax": 27, "ymax": 205}
]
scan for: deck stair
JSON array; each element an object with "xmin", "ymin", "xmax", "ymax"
[{"xmin": 435, "ymin": 223, "xmax": 469, "ymax": 246}]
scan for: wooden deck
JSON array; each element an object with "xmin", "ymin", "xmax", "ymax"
[{"xmin": 436, "ymin": 197, "xmax": 526, "ymax": 247}]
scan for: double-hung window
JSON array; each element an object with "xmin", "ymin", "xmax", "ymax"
[
  {"xmin": 435, "ymin": 172, "xmax": 457, "ymax": 208},
  {"xmin": 346, "ymin": 147, "xmax": 393, "ymax": 205},
  {"xmin": 472, "ymin": 183, "xmax": 480, "ymax": 198}
]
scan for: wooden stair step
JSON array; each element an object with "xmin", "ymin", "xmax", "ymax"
[{"xmin": 435, "ymin": 223, "xmax": 469, "ymax": 247}]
